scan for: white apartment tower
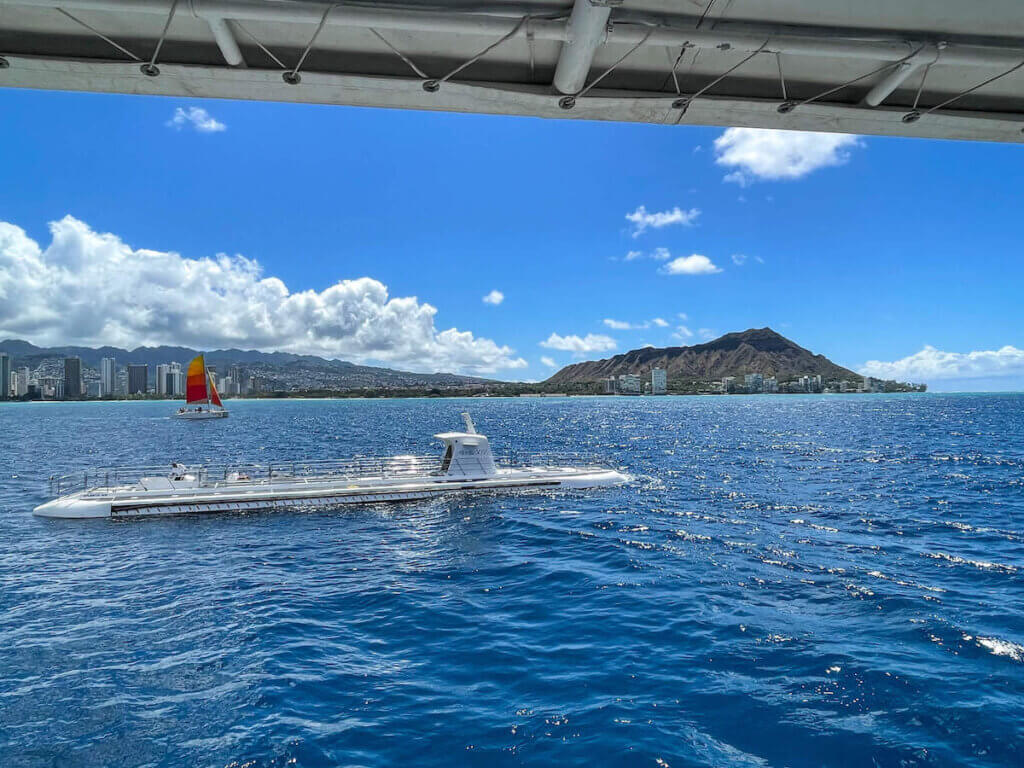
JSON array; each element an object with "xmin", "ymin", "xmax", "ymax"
[
  {"xmin": 651, "ymin": 368, "xmax": 667, "ymax": 395},
  {"xmin": 100, "ymin": 357, "xmax": 117, "ymax": 397}
]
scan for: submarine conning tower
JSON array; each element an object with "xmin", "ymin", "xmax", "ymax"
[{"xmin": 434, "ymin": 413, "xmax": 497, "ymax": 480}]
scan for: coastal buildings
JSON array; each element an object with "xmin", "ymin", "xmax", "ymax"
[
  {"xmin": 601, "ymin": 369, "xmax": 667, "ymax": 395},
  {"xmin": 15, "ymin": 367, "xmax": 29, "ymax": 397},
  {"xmin": 100, "ymin": 357, "xmax": 117, "ymax": 396},
  {"xmin": 0, "ymin": 352, "xmax": 9, "ymax": 400},
  {"xmin": 651, "ymin": 368, "xmax": 667, "ymax": 395},
  {"xmin": 127, "ymin": 364, "xmax": 148, "ymax": 395},
  {"xmin": 744, "ymin": 373, "xmax": 764, "ymax": 393},
  {"xmin": 63, "ymin": 357, "xmax": 82, "ymax": 398},
  {"xmin": 156, "ymin": 363, "xmax": 184, "ymax": 396}
]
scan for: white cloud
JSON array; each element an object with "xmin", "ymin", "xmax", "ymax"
[
  {"xmin": 860, "ymin": 345, "xmax": 1024, "ymax": 382},
  {"xmin": 540, "ymin": 356, "xmax": 558, "ymax": 368},
  {"xmin": 660, "ymin": 253, "xmax": 722, "ymax": 275},
  {"xmin": 0, "ymin": 216, "xmax": 527, "ymax": 374},
  {"xmin": 714, "ymin": 128, "xmax": 860, "ymax": 184},
  {"xmin": 731, "ymin": 254, "xmax": 747, "ymax": 266},
  {"xmin": 698, "ymin": 328, "xmax": 717, "ymax": 340},
  {"xmin": 167, "ymin": 106, "xmax": 226, "ymax": 133},
  {"xmin": 677, "ymin": 312, "xmax": 688, "ymax": 321},
  {"xmin": 625, "ymin": 206, "xmax": 700, "ymax": 237},
  {"xmin": 621, "ymin": 248, "xmax": 673, "ymax": 263},
  {"xmin": 604, "ymin": 317, "xmax": 671, "ymax": 331},
  {"xmin": 598, "ymin": 319, "xmax": 630, "ymax": 331},
  {"xmin": 540, "ymin": 333, "xmax": 617, "ymax": 354},
  {"xmin": 673, "ymin": 325, "xmax": 694, "ymax": 341},
  {"xmin": 482, "ymin": 289, "xmax": 504, "ymax": 305}
]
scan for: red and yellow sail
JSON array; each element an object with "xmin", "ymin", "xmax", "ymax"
[
  {"xmin": 185, "ymin": 355, "xmax": 209, "ymax": 405},
  {"xmin": 208, "ymin": 371, "xmax": 223, "ymax": 407}
]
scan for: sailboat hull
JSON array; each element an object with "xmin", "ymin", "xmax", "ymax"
[{"xmin": 172, "ymin": 409, "xmax": 229, "ymax": 420}]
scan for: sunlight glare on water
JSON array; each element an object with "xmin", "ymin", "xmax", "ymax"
[{"xmin": 1, "ymin": 395, "xmax": 1022, "ymax": 767}]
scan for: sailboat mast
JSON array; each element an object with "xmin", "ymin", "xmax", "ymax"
[{"xmin": 203, "ymin": 355, "xmax": 211, "ymax": 405}]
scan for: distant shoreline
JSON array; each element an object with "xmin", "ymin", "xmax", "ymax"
[{"xmin": 2, "ymin": 391, "xmax": 1016, "ymax": 405}]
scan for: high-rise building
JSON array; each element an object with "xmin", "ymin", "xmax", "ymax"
[
  {"xmin": 100, "ymin": 357, "xmax": 117, "ymax": 397},
  {"xmin": 651, "ymin": 368, "xmax": 667, "ymax": 395},
  {"xmin": 229, "ymin": 366, "xmax": 245, "ymax": 395},
  {"xmin": 156, "ymin": 363, "xmax": 171, "ymax": 395},
  {"xmin": 63, "ymin": 357, "xmax": 83, "ymax": 398},
  {"xmin": 15, "ymin": 367, "xmax": 29, "ymax": 397},
  {"xmin": 0, "ymin": 353, "xmax": 10, "ymax": 400},
  {"xmin": 38, "ymin": 376, "xmax": 63, "ymax": 399},
  {"xmin": 127, "ymin": 364, "xmax": 148, "ymax": 395},
  {"xmin": 744, "ymin": 373, "xmax": 764, "ymax": 393},
  {"xmin": 164, "ymin": 362, "xmax": 185, "ymax": 396},
  {"xmin": 617, "ymin": 373, "xmax": 642, "ymax": 395}
]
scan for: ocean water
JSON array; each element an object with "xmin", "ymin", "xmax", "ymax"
[{"xmin": 1, "ymin": 395, "xmax": 1022, "ymax": 767}]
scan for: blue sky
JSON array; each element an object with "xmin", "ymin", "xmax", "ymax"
[{"xmin": 1, "ymin": 87, "xmax": 1022, "ymax": 390}]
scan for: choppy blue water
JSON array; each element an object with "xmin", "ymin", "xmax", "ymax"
[{"xmin": 1, "ymin": 395, "xmax": 1022, "ymax": 767}]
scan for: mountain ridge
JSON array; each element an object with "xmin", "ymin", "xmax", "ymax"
[
  {"xmin": 0, "ymin": 339, "xmax": 496, "ymax": 389},
  {"xmin": 545, "ymin": 328, "xmax": 861, "ymax": 385}
]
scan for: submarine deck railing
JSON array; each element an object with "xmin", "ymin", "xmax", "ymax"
[{"xmin": 47, "ymin": 453, "xmax": 612, "ymax": 497}]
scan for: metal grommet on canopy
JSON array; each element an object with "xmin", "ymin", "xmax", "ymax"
[
  {"xmin": 669, "ymin": 40, "xmax": 767, "ymax": 115},
  {"xmin": 561, "ymin": 28, "xmax": 653, "ymax": 110},
  {"xmin": 284, "ymin": 2, "xmax": 339, "ymax": 86},
  {"xmin": 140, "ymin": 0, "xmax": 178, "ymax": 77},
  {"xmin": 423, "ymin": 14, "xmax": 535, "ymax": 94},
  {"xmin": 902, "ymin": 58, "xmax": 1024, "ymax": 124},
  {"xmin": 777, "ymin": 46, "xmax": 923, "ymax": 114}
]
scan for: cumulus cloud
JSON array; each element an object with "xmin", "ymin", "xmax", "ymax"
[
  {"xmin": 482, "ymin": 289, "xmax": 504, "ymax": 305},
  {"xmin": 604, "ymin": 317, "xmax": 671, "ymax": 331},
  {"xmin": 714, "ymin": 128, "xmax": 860, "ymax": 185},
  {"xmin": 0, "ymin": 216, "xmax": 527, "ymax": 374},
  {"xmin": 625, "ymin": 206, "xmax": 700, "ymax": 237},
  {"xmin": 673, "ymin": 325, "xmax": 694, "ymax": 341},
  {"xmin": 604, "ymin": 318, "xmax": 636, "ymax": 330},
  {"xmin": 540, "ymin": 333, "xmax": 616, "ymax": 354},
  {"xmin": 167, "ymin": 106, "xmax": 226, "ymax": 133},
  {"xmin": 660, "ymin": 253, "xmax": 722, "ymax": 275},
  {"xmin": 540, "ymin": 356, "xmax": 558, "ymax": 368},
  {"xmin": 621, "ymin": 248, "xmax": 674, "ymax": 263},
  {"xmin": 860, "ymin": 345, "xmax": 1024, "ymax": 382}
]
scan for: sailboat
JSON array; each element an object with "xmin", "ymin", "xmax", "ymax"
[{"xmin": 172, "ymin": 354, "xmax": 228, "ymax": 419}]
